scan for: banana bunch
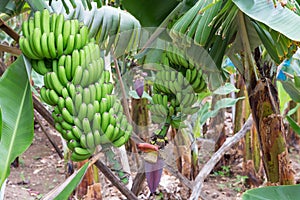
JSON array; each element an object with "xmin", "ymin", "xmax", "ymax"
[
  {"xmin": 169, "ymin": 0, "xmax": 222, "ymax": 46},
  {"xmin": 19, "ymin": 9, "xmax": 88, "ymax": 74},
  {"xmin": 150, "ymin": 47, "xmax": 208, "ymax": 129},
  {"xmin": 20, "ymin": 10, "xmax": 132, "ymax": 161},
  {"xmin": 166, "ymin": 45, "xmax": 207, "ymax": 93}
]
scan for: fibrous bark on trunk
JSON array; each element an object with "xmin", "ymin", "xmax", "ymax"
[{"xmin": 249, "ymin": 79, "xmax": 294, "ymax": 184}]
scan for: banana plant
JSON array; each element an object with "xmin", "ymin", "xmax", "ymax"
[{"xmin": 2, "ymin": 0, "xmax": 300, "ymax": 199}]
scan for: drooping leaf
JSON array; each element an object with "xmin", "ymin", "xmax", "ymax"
[
  {"xmin": 277, "ymin": 81, "xmax": 292, "ymax": 114},
  {"xmin": 198, "ymin": 97, "xmax": 244, "ymax": 127},
  {"xmin": 122, "ymin": 0, "xmax": 179, "ymax": 27},
  {"xmin": 0, "ymin": 0, "xmax": 26, "ymax": 16},
  {"xmin": 294, "ymin": 73, "xmax": 300, "ymax": 88},
  {"xmin": 0, "ymin": 56, "xmax": 34, "ymax": 188},
  {"xmin": 286, "ymin": 116, "xmax": 300, "ymax": 136},
  {"xmin": 242, "ymin": 184, "xmax": 300, "ymax": 200},
  {"xmin": 280, "ymin": 79, "xmax": 300, "ymax": 102},
  {"xmin": 50, "ymin": 1, "xmax": 141, "ymax": 57},
  {"xmin": 43, "ymin": 162, "xmax": 89, "ymax": 200},
  {"xmin": 233, "ymin": 0, "xmax": 300, "ymax": 41},
  {"xmin": 213, "ymin": 83, "xmax": 239, "ymax": 95},
  {"xmin": 25, "ymin": 0, "xmax": 50, "ymax": 11},
  {"xmin": 0, "ymin": 108, "xmax": 2, "ymax": 140}
]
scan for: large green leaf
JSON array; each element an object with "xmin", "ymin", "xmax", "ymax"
[
  {"xmin": 286, "ymin": 115, "xmax": 300, "ymax": 136},
  {"xmin": 242, "ymin": 184, "xmax": 300, "ymax": 200},
  {"xmin": 25, "ymin": 0, "xmax": 50, "ymax": 11},
  {"xmin": 0, "ymin": 0, "xmax": 26, "ymax": 16},
  {"xmin": 50, "ymin": 1, "xmax": 141, "ymax": 57},
  {"xmin": 280, "ymin": 79, "xmax": 300, "ymax": 102},
  {"xmin": 0, "ymin": 56, "xmax": 34, "ymax": 188},
  {"xmin": 43, "ymin": 162, "xmax": 89, "ymax": 200},
  {"xmin": 233, "ymin": 0, "xmax": 300, "ymax": 41},
  {"xmin": 122, "ymin": 0, "xmax": 179, "ymax": 27}
]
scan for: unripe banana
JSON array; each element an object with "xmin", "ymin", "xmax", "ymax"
[
  {"xmin": 67, "ymin": 139, "xmax": 81, "ymax": 151},
  {"xmin": 33, "ymin": 11, "xmax": 41, "ymax": 29},
  {"xmin": 93, "ymin": 100, "xmax": 100, "ymax": 113},
  {"xmin": 22, "ymin": 20, "xmax": 29, "ymax": 38},
  {"xmin": 74, "ymin": 33, "xmax": 82, "ymax": 50},
  {"xmin": 40, "ymin": 33, "xmax": 52, "ymax": 59},
  {"xmin": 61, "ymin": 120, "xmax": 73, "ymax": 130},
  {"xmin": 49, "ymin": 72, "xmax": 64, "ymax": 95},
  {"xmin": 19, "ymin": 36, "xmax": 40, "ymax": 59},
  {"xmin": 65, "ymin": 96, "xmax": 74, "ymax": 115},
  {"xmin": 65, "ymin": 55, "xmax": 72, "ymax": 81},
  {"xmin": 92, "ymin": 112, "xmax": 102, "ymax": 133},
  {"xmin": 41, "ymin": 9, "xmax": 50, "ymax": 34},
  {"xmin": 80, "ymin": 26, "xmax": 89, "ymax": 47},
  {"xmin": 72, "ymin": 126, "xmax": 82, "ymax": 139},
  {"xmin": 86, "ymin": 132, "xmax": 96, "ymax": 150},
  {"xmin": 61, "ymin": 87, "xmax": 69, "ymax": 99},
  {"xmin": 62, "ymin": 20, "xmax": 71, "ymax": 48},
  {"xmin": 93, "ymin": 130, "xmax": 102, "ymax": 146},
  {"xmin": 101, "ymin": 112, "xmax": 110, "ymax": 132},
  {"xmin": 77, "ymin": 103, "xmax": 87, "ymax": 121},
  {"xmin": 64, "ymin": 34, "xmax": 75, "ymax": 55},
  {"xmin": 74, "ymin": 147, "xmax": 92, "ymax": 156},
  {"xmin": 56, "ymin": 34, "xmax": 64, "ymax": 57},
  {"xmin": 80, "ymin": 69, "xmax": 90, "ymax": 87},
  {"xmin": 67, "ymin": 83, "xmax": 76, "ymax": 98},
  {"xmin": 112, "ymin": 136, "xmax": 126, "ymax": 147},
  {"xmin": 87, "ymin": 103, "xmax": 95, "ymax": 121},
  {"xmin": 82, "ymin": 117, "xmax": 92, "ymax": 134},
  {"xmin": 50, "ymin": 13, "xmax": 57, "ymax": 32},
  {"xmin": 55, "ymin": 14, "xmax": 64, "ymax": 40},
  {"xmin": 65, "ymin": 130, "xmax": 77, "ymax": 140},
  {"xmin": 80, "ymin": 134, "xmax": 88, "ymax": 148},
  {"xmin": 57, "ymin": 65, "xmax": 69, "ymax": 87},
  {"xmin": 32, "ymin": 28, "xmax": 43, "ymax": 57},
  {"xmin": 48, "ymin": 32, "xmax": 57, "ymax": 59},
  {"xmin": 62, "ymin": 107, "xmax": 74, "ymax": 124},
  {"xmin": 83, "ymin": 87, "xmax": 91, "ymax": 104},
  {"xmin": 71, "ymin": 151, "xmax": 91, "ymax": 161},
  {"xmin": 71, "ymin": 50, "xmax": 80, "ymax": 78},
  {"xmin": 99, "ymin": 98, "xmax": 108, "ymax": 114},
  {"xmin": 95, "ymin": 82, "xmax": 102, "ymax": 101},
  {"xmin": 104, "ymin": 124, "xmax": 115, "ymax": 141}
]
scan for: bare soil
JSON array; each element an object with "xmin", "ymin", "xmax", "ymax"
[{"xmin": 3, "ymin": 120, "xmax": 300, "ymax": 200}]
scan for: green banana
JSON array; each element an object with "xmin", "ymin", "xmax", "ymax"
[
  {"xmin": 82, "ymin": 117, "xmax": 92, "ymax": 134},
  {"xmin": 48, "ymin": 32, "xmax": 57, "ymax": 59},
  {"xmin": 41, "ymin": 9, "xmax": 50, "ymax": 34},
  {"xmin": 62, "ymin": 20, "xmax": 71, "ymax": 48},
  {"xmin": 32, "ymin": 28, "xmax": 43, "ymax": 57},
  {"xmin": 77, "ymin": 103, "xmax": 87, "ymax": 121},
  {"xmin": 86, "ymin": 132, "xmax": 96, "ymax": 149}
]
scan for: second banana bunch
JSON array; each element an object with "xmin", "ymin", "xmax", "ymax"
[
  {"xmin": 151, "ymin": 45, "xmax": 207, "ymax": 130},
  {"xmin": 19, "ymin": 9, "xmax": 132, "ymax": 161}
]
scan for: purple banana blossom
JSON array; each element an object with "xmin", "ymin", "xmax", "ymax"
[
  {"xmin": 145, "ymin": 157, "xmax": 164, "ymax": 194},
  {"xmin": 134, "ymin": 78, "xmax": 144, "ymax": 98}
]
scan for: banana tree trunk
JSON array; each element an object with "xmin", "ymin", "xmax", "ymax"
[
  {"xmin": 238, "ymin": 11, "xmax": 294, "ymax": 185},
  {"xmin": 249, "ymin": 79, "xmax": 294, "ymax": 184}
]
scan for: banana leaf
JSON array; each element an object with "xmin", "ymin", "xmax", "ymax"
[
  {"xmin": 43, "ymin": 162, "xmax": 89, "ymax": 200},
  {"xmin": 25, "ymin": 0, "xmax": 50, "ymax": 11},
  {"xmin": 280, "ymin": 79, "xmax": 300, "ymax": 102},
  {"xmin": 0, "ymin": 0, "xmax": 26, "ymax": 16},
  {"xmin": 122, "ymin": 0, "xmax": 179, "ymax": 27},
  {"xmin": 242, "ymin": 184, "xmax": 300, "ymax": 200},
  {"xmin": 0, "ymin": 56, "xmax": 34, "ymax": 188},
  {"xmin": 233, "ymin": 0, "xmax": 300, "ymax": 41}
]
